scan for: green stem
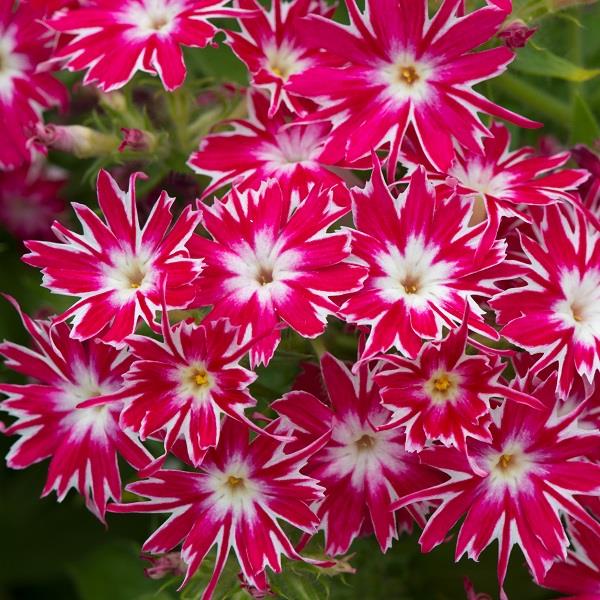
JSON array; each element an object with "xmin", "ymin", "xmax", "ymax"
[{"xmin": 492, "ymin": 73, "xmax": 571, "ymax": 127}]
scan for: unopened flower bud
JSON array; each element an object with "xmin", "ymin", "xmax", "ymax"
[
  {"xmin": 29, "ymin": 123, "xmax": 119, "ymax": 158},
  {"xmin": 498, "ymin": 20, "xmax": 537, "ymax": 49},
  {"xmin": 118, "ymin": 128, "xmax": 157, "ymax": 153},
  {"xmin": 572, "ymin": 144, "xmax": 600, "ymax": 179},
  {"xmin": 98, "ymin": 90, "xmax": 127, "ymax": 112},
  {"xmin": 142, "ymin": 553, "xmax": 186, "ymax": 580}
]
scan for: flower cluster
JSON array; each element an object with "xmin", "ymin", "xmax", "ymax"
[{"xmin": 2, "ymin": 0, "xmax": 600, "ymax": 599}]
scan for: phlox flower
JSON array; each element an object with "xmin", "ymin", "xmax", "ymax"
[
  {"xmin": 0, "ymin": 296, "xmax": 152, "ymax": 520},
  {"xmin": 23, "ymin": 169, "xmax": 203, "ymax": 345}
]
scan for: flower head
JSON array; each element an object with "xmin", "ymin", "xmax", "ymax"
[
  {"xmin": 47, "ymin": 0, "xmax": 256, "ymax": 91},
  {"xmin": 341, "ymin": 158, "xmax": 516, "ymax": 362},
  {"xmin": 108, "ymin": 316, "xmax": 258, "ymax": 469},
  {"xmin": 0, "ymin": 296, "xmax": 152, "ymax": 520},
  {"xmin": 110, "ymin": 417, "xmax": 327, "ymax": 600},
  {"xmin": 189, "ymin": 180, "xmax": 366, "ymax": 366},
  {"xmin": 375, "ymin": 315, "xmax": 544, "ymax": 467},
  {"xmin": 23, "ymin": 169, "xmax": 203, "ymax": 345},
  {"xmin": 273, "ymin": 353, "xmax": 442, "ymax": 555},
  {"xmin": 491, "ymin": 204, "xmax": 600, "ymax": 397},
  {"xmin": 394, "ymin": 372, "xmax": 600, "ymax": 598},
  {"xmin": 226, "ymin": 0, "xmax": 336, "ymax": 116},
  {"xmin": 0, "ymin": 1, "xmax": 67, "ymax": 169},
  {"xmin": 188, "ymin": 89, "xmax": 360, "ymax": 202},
  {"xmin": 288, "ymin": 0, "xmax": 540, "ymax": 173}
]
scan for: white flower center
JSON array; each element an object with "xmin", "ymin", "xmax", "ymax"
[
  {"xmin": 554, "ymin": 269, "xmax": 600, "ymax": 344},
  {"xmin": 374, "ymin": 236, "xmax": 453, "ymax": 308},
  {"xmin": 423, "ymin": 369, "xmax": 461, "ymax": 404},
  {"xmin": 104, "ymin": 251, "xmax": 154, "ymax": 301},
  {"xmin": 123, "ymin": 0, "xmax": 183, "ymax": 37},
  {"xmin": 177, "ymin": 363, "xmax": 215, "ymax": 401},
  {"xmin": 0, "ymin": 29, "xmax": 28, "ymax": 100},
  {"xmin": 380, "ymin": 54, "xmax": 433, "ymax": 103},
  {"xmin": 487, "ymin": 443, "xmax": 533, "ymax": 490},
  {"xmin": 264, "ymin": 43, "xmax": 307, "ymax": 81},
  {"xmin": 207, "ymin": 461, "xmax": 260, "ymax": 516},
  {"xmin": 258, "ymin": 125, "xmax": 323, "ymax": 172},
  {"xmin": 450, "ymin": 161, "xmax": 512, "ymax": 198},
  {"xmin": 224, "ymin": 231, "xmax": 299, "ymax": 303}
]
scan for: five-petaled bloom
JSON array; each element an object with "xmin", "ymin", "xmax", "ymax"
[
  {"xmin": 0, "ymin": 296, "xmax": 152, "ymax": 520},
  {"xmin": 23, "ymin": 169, "xmax": 203, "ymax": 345},
  {"xmin": 375, "ymin": 315, "xmax": 543, "ymax": 468},
  {"xmin": 273, "ymin": 353, "xmax": 442, "ymax": 555},
  {"xmin": 188, "ymin": 89, "xmax": 356, "ymax": 202},
  {"xmin": 0, "ymin": 0, "xmax": 67, "ymax": 169},
  {"xmin": 341, "ymin": 159, "xmax": 516, "ymax": 362},
  {"xmin": 491, "ymin": 204, "xmax": 600, "ymax": 397},
  {"xmin": 110, "ymin": 417, "xmax": 328, "ymax": 600},
  {"xmin": 104, "ymin": 315, "xmax": 258, "ymax": 469},
  {"xmin": 393, "ymin": 371, "xmax": 600, "ymax": 598},
  {"xmin": 189, "ymin": 180, "xmax": 367, "ymax": 366},
  {"xmin": 288, "ymin": 0, "xmax": 540, "ymax": 174},
  {"xmin": 46, "ymin": 0, "xmax": 255, "ymax": 91}
]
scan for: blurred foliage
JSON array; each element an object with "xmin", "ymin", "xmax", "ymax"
[{"xmin": 1, "ymin": 0, "xmax": 600, "ymax": 598}]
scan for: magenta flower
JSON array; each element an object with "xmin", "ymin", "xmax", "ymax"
[
  {"xmin": 0, "ymin": 1, "xmax": 67, "ymax": 169},
  {"xmin": 226, "ymin": 0, "xmax": 335, "ymax": 116},
  {"xmin": 107, "ymin": 316, "xmax": 258, "ymax": 469},
  {"xmin": 288, "ymin": 0, "xmax": 540, "ymax": 173},
  {"xmin": 394, "ymin": 372, "xmax": 600, "ymax": 598},
  {"xmin": 0, "ymin": 162, "xmax": 67, "ymax": 240},
  {"xmin": 188, "ymin": 89, "xmax": 359, "ymax": 201},
  {"xmin": 403, "ymin": 122, "xmax": 589, "ymax": 252},
  {"xmin": 541, "ymin": 518, "xmax": 600, "ymax": 598},
  {"xmin": 0, "ymin": 297, "xmax": 152, "ymax": 520},
  {"xmin": 273, "ymin": 353, "xmax": 442, "ymax": 555},
  {"xmin": 23, "ymin": 169, "xmax": 203, "ymax": 346},
  {"xmin": 341, "ymin": 160, "xmax": 516, "ymax": 362},
  {"xmin": 47, "ymin": 0, "xmax": 255, "ymax": 91},
  {"xmin": 491, "ymin": 204, "xmax": 600, "ymax": 397},
  {"xmin": 189, "ymin": 181, "xmax": 367, "ymax": 366},
  {"xmin": 375, "ymin": 316, "xmax": 543, "ymax": 468},
  {"xmin": 110, "ymin": 417, "xmax": 327, "ymax": 600}
]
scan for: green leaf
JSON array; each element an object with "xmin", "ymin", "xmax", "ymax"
[
  {"xmin": 570, "ymin": 92, "xmax": 600, "ymax": 144},
  {"xmin": 513, "ymin": 45, "xmax": 600, "ymax": 81},
  {"xmin": 68, "ymin": 541, "xmax": 175, "ymax": 600}
]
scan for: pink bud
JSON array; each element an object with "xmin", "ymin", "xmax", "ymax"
[
  {"xmin": 498, "ymin": 20, "xmax": 537, "ymax": 49},
  {"xmin": 572, "ymin": 144, "xmax": 600, "ymax": 179},
  {"xmin": 118, "ymin": 128, "xmax": 156, "ymax": 153},
  {"xmin": 28, "ymin": 123, "xmax": 118, "ymax": 158},
  {"xmin": 142, "ymin": 553, "xmax": 186, "ymax": 580}
]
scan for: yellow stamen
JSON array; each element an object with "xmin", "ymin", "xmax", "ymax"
[
  {"xmin": 355, "ymin": 434, "xmax": 374, "ymax": 449},
  {"xmin": 271, "ymin": 65, "xmax": 284, "ymax": 78},
  {"xmin": 497, "ymin": 454, "xmax": 513, "ymax": 470},
  {"xmin": 227, "ymin": 475, "xmax": 243, "ymax": 487},
  {"xmin": 399, "ymin": 66, "xmax": 419, "ymax": 85},
  {"xmin": 130, "ymin": 282, "xmax": 141, "ymax": 289},
  {"xmin": 192, "ymin": 369, "xmax": 209, "ymax": 387},
  {"xmin": 433, "ymin": 374, "xmax": 451, "ymax": 392},
  {"xmin": 257, "ymin": 267, "xmax": 274, "ymax": 286}
]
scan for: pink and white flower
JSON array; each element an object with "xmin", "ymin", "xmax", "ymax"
[
  {"xmin": 273, "ymin": 353, "xmax": 442, "ymax": 555},
  {"xmin": 341, "ymin": 159, "xmax": 517, "ymax": 362},
  {"xmin": 393, "ymin": 372, "xmax": 600, "ymax": 598},
  {"xmin": 0, "ymin": 296, "xmax": 152, "ymax": 520},
  {"xmin": 541, "ymin": 518, "xmax": 600, "ymax": 599},
  {"xmin": 375, "ymin": 316, "xmax": 543, "ymax": 466},
  {"xmin": 490, "ymin": 204, "xmax": 600, "ymax": 397},
  {"xmin": 23, "ymin": 169, "xmax": 203, "ymax": 345},
  {"xmin": 402, "ymin": 122, "xmax": 589, "ymax": 252},
  {"xmin": 102, "ymin": 316, "xmax": 258, "ymax": 469},
  {"xmin": 0, "ymin": 0, "xmax": 67, "ymax": 169},
  {"xmin": 288, "ymin": 0, "xmax": 540, "ymax": 174},
  {"xmin": 110, "ymin": 417, "xmax": 327, "ymax": 600},
  {"xmin": 188, "ymin": 89, "xmax": 359, "ymax": 201},
  {"xmin": 47, "ymin": 0, "xmax": 255, "ymax": 92},
  {"xmin": 0, "ymin": 162, "xmax": 67, "ymax": 240},
  {"xmin": 189, "ymin": 181, "xmax": 367, "ymax": 367},
  {"xmin": 226, "ymin": 0, "xmax": 335, "ymax": 116}
]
